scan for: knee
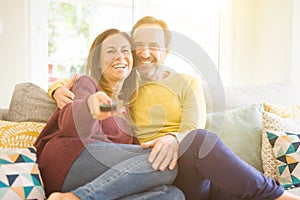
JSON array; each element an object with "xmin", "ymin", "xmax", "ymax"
[
  {"xmin": 166, "ymin": 186, "xmax": 186, "ymax": 200},
  {"xmin": 182, "ymin": 129, "xmax": 221, "ymax": 147},
  {"xmin": 179, "ymin": 129, "xmax": 222, "ymax": 159}
]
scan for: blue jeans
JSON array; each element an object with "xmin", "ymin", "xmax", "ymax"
[{"xmin": 62, "ymin": 142, "xmax": 185, "ymax": 200}]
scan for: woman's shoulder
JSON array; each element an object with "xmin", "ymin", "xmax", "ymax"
[
  {"xmin": 72, "ymin": 75, "xmax": 100, "ymax": 93},
  {"xmin": 76, "ymin": 75, "xmax": 97, "ymax": 83},
  {"xmin": 75, "ymin": 75, "xmax": 98, "ymax": 87}
]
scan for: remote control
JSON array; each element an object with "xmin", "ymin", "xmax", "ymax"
[{"xmin": 100, "ymin": 102, "xmax": 117, "ymax": 112}]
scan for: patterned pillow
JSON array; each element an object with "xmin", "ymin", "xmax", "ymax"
[
  {"xmin": 261, "ymin": 111, "xmax": 300, "ymax": 180},
  {"xmin": 0, "ymin": 147, "xmax": 45, "ymax": 199},
  {"xmin": 265, "ymin": 130, "xmax": 300, "ymax": 189},
  {"xmin": 263, "ymin": 102, "xmax": 300, "ymax": 120},
  {"xmin": 0, "ymin": 120, "xmax": 46, "ymax": 148}
]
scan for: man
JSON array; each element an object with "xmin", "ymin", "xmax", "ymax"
[{"xmin": 49, "ymin": 16, "xmax": 299, "ymax": 200}]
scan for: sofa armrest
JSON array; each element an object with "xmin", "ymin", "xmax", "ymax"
[{"xmin": 0, "ymin": 109, "xmax": 9, "ymax": 120}]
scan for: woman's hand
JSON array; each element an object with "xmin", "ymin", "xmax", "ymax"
[{"xmin": 87, "ymin": 91, "xmax": 114, "ymax": 120}]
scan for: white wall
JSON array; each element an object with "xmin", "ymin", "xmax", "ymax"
[
  {"xmin": 255, "ymin": 0, "xmax": 292, "ymax": 85},
  {"xmin": 0, "ymin": 0, "xmax": 29, "ymax": 108},
  {"xmin": 0, "ymin": 0, "xmax": 47, "ymax": 108},
  {"xmin": 292, "ymin": 0, "xmax": 300, "ymax": 87},
  {"xmin": 0, "ymin": 0, "xmax": 299, "ymax": 108},
  {"xmin": 220, "ymin": 0, "xmax": 297, "ymax": 87}
]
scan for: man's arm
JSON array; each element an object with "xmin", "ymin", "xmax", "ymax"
[{"xmin": 48, "ymin": 74, "xmax": 78, "ymax": 108}]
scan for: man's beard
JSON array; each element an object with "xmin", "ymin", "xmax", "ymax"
[{"xmin": 136, "ymin": 64, "xmax": 165, "ymax": 82}]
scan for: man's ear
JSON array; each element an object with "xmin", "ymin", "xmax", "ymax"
[{"xmin": 163, "ymin": 49, "xmax": 169, "ymax": 60}]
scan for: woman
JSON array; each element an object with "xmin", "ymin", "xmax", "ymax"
[{"xmin": 34, "ymin": 29, "xmax": 184, "ymax": 200}]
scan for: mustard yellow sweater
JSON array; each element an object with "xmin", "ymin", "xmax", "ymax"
[{"xmin": 129, "ymin": 71, "xmax": 206, "ymax": 143}]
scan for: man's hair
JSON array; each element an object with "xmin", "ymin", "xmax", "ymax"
[{"xmin": 131, "ymin": 16, "xmax": 172, "ymax": 50}]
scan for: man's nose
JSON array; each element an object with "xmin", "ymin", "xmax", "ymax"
[{"xmin": 140, "ymin": 47, "xmax": 150, "ymax": 58}]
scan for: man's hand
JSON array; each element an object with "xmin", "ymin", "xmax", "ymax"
[
  {"xmin": 53, "ymin": 74, "xmax": 78, "ymax": 109},
  {"xmin": 141, "ymin": 135, "xmax": 178, "ymax": 171}
]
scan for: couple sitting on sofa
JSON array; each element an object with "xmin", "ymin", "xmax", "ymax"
[{"xmin": 35, "ymin": 16, "xmax": 299, "ymax": 200}]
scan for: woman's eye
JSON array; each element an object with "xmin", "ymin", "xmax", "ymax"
[{"xmin": 107, "ymin": 49, "xmax": 115, "ymax": 54}]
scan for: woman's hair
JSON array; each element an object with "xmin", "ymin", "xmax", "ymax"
[
  {"xmin": 130, "ymin": 16, "xmax": 172, "ymax": 51},
  {"xmin": 86, "ymin": 29, "xmax": 132, "ymax": 81}
]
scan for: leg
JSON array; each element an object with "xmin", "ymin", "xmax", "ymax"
[
  {"xmin": 62, "ymin": 142, "xmax": 179, "ymax": 199},
  {"xmin": 49, "ymin": 185, "xmax": 185, "ymax": 200},
  {"xmin": 173, "ymin": 129, "xmax": 284, "ymax": 200},
  {"xmin": 119, "ymin": 185, "xmax": 185, "ymax": 200}
]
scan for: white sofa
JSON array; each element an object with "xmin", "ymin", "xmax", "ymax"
[{"xmin": 1, "ymin": 81, "xmax": 300, "ymax": 198}]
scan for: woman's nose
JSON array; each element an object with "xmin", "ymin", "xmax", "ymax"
[{"xmin": 116, "ymin": 52, "xmax": 125, "ymax": 60}]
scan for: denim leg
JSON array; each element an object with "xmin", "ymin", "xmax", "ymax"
[
  {"xmin": 119, "ymin": 185, "xmax": 185, "ymax": 200},
  {"xmin": 173, "ymin": 129, "xmax": 284, "ymax": 200},
  {"xmin": 62, "ymin": 142, "xmax": 179, "ymax": 200}
]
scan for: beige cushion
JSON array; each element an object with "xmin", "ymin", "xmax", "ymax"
[{"xmin": 7, "ymin": 83, "xmax": 57, "ymax": 123}]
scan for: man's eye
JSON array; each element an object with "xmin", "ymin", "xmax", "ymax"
[
  {"xmin": 122, "ymin": 48, "xmax": 131, "ymax": 53},
  {"xmin": 134, "ymin": 44, "xmax": 143, "ymax": 50},
  {"xmin": 149, "ymin": 46, "xmax": 160, "ymax": 50}
]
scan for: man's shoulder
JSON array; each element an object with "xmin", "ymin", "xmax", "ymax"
[{"xmin": 169, "ymin": 71, "xmax": 199, "ymax": 83}]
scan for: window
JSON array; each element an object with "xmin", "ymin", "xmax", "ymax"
[{"xmin": 48, "ymin": 0, "xmax": 221, "ymax": 85}]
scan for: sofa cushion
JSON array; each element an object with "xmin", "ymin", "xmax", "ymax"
[
  {"xmin": 205, "ymin": 103, "xmax": 263, "ymax": 171},
  {"xmin": 261, "ymin": 111, "xmax": 300, "ymax": 180},
  {"xmin": 0, "ymin": 147, "xmax": 45, "ymax": 199},
  {"xmin": 7, "ymin": 83, "xmax": 57, "ymax": 123},
  {"xmin": 265, "ymin": 130, "xmax": 300, "ymax": 189},
  {"xmin": 0, "ymin": 120, "xmax": 46, "ymax": 148},
  {"xmin": 263, "ymin": 102, "xmax": 300, "ymax": 120}
]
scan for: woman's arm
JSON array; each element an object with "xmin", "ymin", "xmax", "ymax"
[
  {"xmin": 57, "ymin": 75, "xmax": 110, "ymax": 141},
  {"xmin": 58, "ymin": 75, "xmax": 134, "ymax": 144}
]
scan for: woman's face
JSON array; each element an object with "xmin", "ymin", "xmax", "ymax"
[{"xmin": 100, "ymin": 33, "xmax": 133, "ymax": 82}]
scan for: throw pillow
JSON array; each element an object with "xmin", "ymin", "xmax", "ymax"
[
  {"xmin": 261, "ymin": 111, "xmax": 300, "ymax": 180},
  {"xmin": 265, "ymin": 130, "xmax": 300, "ymax": 189},
  {"xmin": 263, "ymin": 102, "xmax": 300, "ymax": 120},
  {"xmin": 0, "ymin": 147, "xmax": 45, "ymax": 200},
  {"xmin": 205, "ymin": 103, "xmax": 263, "ymax": 171},
  {"xmin": 0, "ymin": 120, "xmax": 46, "ymax": 148},
  {"xmin": 7, "ymin": 83, "xmax": 57, "ymax": 123}
]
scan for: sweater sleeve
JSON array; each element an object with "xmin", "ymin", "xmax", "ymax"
[
  {"xmin": 176, "ymin": 76, "xmax": 207, "ymax": 142},
  {"xmin": 58, "ymin": 75, "xmax": 111, "ymax": 142}
]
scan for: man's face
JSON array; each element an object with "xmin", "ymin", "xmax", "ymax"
[{"xmin": 132, "ymin": 24, "xmax": 167, "ymax": 79}]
